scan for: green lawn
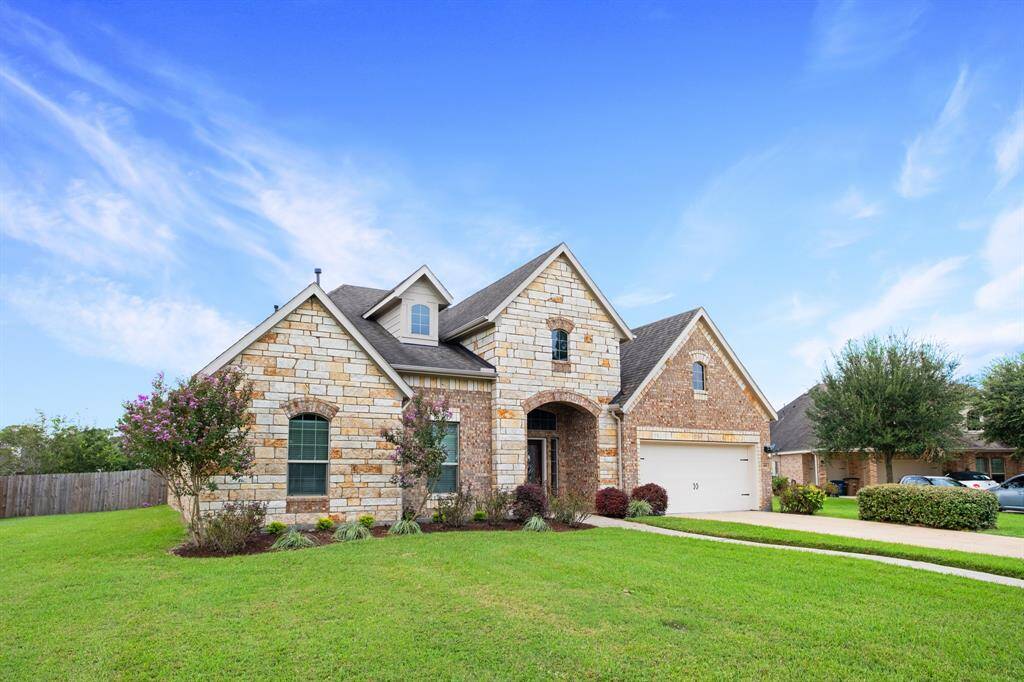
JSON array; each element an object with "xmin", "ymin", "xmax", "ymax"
[
  {"xmin": 1, "ymin": 507, "xmax": 1022, "ymax": 680},
  {"xmin": 773, "ymin": 495, "xmax": 1024, "ymax": 538},
  {"xmin": 633, "ymin": 515, "xmax": 1024, "ymax": 580}
]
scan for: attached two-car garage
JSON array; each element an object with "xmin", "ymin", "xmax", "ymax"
[{"xmin": 638, "ymin": 441, "xmax": 759, "ymax": 514}]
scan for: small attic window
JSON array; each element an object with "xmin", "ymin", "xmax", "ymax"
[
  {"xmin": 411, "ymin": 304, "xmax": 430, "ymax": 335},
  {"xmin": 692, "ymin": 362, "xmax": 706, "ymax": 391}
]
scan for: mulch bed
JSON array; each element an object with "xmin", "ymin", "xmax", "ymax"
[{"xmin": 173, "ymin": 519, "xmax": 595, "ymax": 558}]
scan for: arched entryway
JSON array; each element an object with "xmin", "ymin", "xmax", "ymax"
[{"xmin": 522, "ymin": 390, "xmax": 600, "ymax": 497}]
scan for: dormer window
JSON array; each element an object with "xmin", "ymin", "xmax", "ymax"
[
  {"xmin": 411, "ymin": 304, "xmax": 430, "ymax": 336},
  {"xmin": 551, "ymin": 329, "xmax": 569, "ymax": 361}
]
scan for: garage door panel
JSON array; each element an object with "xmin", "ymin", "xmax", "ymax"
[{"xmin": 638, "ymin": 442, "xmax": 756, "ymax": 514}]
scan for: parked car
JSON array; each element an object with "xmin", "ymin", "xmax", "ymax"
[
  {"xmin": 991, "ymin": 474, "xmax": 1024, "ymax": 511},
  {"xmin": 945, "ymin": 471, "xmax": 1000, "ymax": 491},
  {"xmin": 898, "ymin": 475, "xmax": 965, "ymax": 487}
]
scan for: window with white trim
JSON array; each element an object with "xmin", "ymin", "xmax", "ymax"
[
  {"xmin": 288, "ymin": 414, "xmax": 329, "ymax": 496},
  {"xmin": 411, "ymin": 304, "xmax": 430, "ymax": 336},
  {"xmin": 692, "ymin": 362, "xmax": 706, "ymax": 391}
]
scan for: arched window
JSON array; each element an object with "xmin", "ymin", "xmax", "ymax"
[
  {"xmin": 692, "ymin": 362, "xmax": 706, "ymax": 391},
  {"xmin": 288, "ymin": 413, "xmax": 329, "ymax": 496},
  {"xmin": 551, "ymin": 329, "xmax": 568, "ymax": 361},
  {"xmin": 411, "ymin": 304, "xmax": 430, "ymax": 335}
]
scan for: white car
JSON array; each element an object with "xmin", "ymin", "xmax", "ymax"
[
  {"xmin": 945, "ymin": 471, "xmax": 1001, "ymax": 491},
  {"xmin": 898, "ymin": 475, "xmax": 966, "ymax": 487}
]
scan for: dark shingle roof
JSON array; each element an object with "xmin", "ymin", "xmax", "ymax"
[
  {"xmin": 328, "ymin": 285, "xmax": 494, "ymax": 374},
  {"xmin": 771, "ymin": 388, "xmax": 818, "ymax": 453},
  {"xmin": 613, "ymin": 309, "xmax": 699, "ymax": 405},
  {"xmin": 439, "ymin": 244, "xmax": 561, "ymax": 338}
]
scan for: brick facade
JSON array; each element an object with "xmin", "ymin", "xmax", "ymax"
[{"xmin": 621, "ymin": 319, "xmax": 773, "ymax": 510}]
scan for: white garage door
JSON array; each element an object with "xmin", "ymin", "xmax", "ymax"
[{"xmin": 638, "ymin": 441, "xmax": 757, "ymax": 514}]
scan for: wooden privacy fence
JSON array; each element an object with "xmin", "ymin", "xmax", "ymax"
[{"xmin": 0, "ymin": 469, "xmax": 167, "ymax": 518}]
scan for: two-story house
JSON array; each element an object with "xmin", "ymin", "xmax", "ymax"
[{"xmin": 189, "ymin": 243, "xmax": 776, "ymax": 522}]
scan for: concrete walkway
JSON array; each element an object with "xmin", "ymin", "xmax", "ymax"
[
  {"xmin": 684, "ymin": 511, "xmax": 1024, "ymax": 559},
  {"xmin": 588, "ymin": 515, "xmax": 1024, "ymax": 589}
]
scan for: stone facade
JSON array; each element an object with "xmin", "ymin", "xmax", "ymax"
[
  {"xmin": 461, "ymin": 255, "xmax": 622, "ymax": 489},
  {"xmin": 188, "ymin": 248, "xmax": 775, "ymax": 523},
  {"xmin": 181, "ymin": 297, "xmax": 406, "ymax": 525},
  {"xmin": 620, "ymin": 319, "xmax": 773, "ymax": 510}
]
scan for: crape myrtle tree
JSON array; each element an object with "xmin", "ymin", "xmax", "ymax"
[
  {"xmin": 807, "ymin": 334, "xmax": 967, "ymax": 483},
  {"xmin": 381, "ymin": 392, "xmax": 451, "ymax": 519},
  {"xmin": 118, "ymin": 369, "xmax": 254, "ymax": 544},
  {"xmin": 972, "ymin": 354, "xmax": 1024, "ymax": 460}
]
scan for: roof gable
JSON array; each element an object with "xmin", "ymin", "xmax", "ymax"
[
  {"xmin": 617, "ymin": 308, "xmax": 777, "ymax": 420},
  {"xmin": 439, "ymin": 243, "xmax": 634, "ymax": 341},
  {"xmin": 200, "ymin": 283, "xmax": 414, "ymax": 398},
  {"xmin": 363, "ymin": 265, "xmax": 453, "ymax": 319}
]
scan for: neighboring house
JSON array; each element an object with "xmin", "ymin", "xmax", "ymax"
[
  {"xmin": 183, "ymin": 243, "xmax": 776, "ymax": 523},
  {"xmin": 770, "ymin": 388, "xmax": 1020, "ymax": 492}
]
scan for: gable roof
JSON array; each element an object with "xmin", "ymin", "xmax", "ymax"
[
  {"xmin": 771, "ymin": 388, "xmax": 818, "ymax": 453},
  {"xmin": 438, "ymin": 243, "xmax": 635, "ymax": 341},
  {"xmin": 200, "ymin": 283, "xmax": 415, "ymax": 397},
  {"xmin": 615, "ymin": 309, "xmax": 699, "ymax": 405},
  {"xmin": 615, "ymin": 308, "xmax": 777, "ymax": 420},
  {"xmin": 362, "ymin": 265, "xmax": 454, "ymax": 319},
  {"xmin": 330, "ymin": 285, "xmax": 496, "ymax": 376},
  {"xmin": 771, "ymin": 387, "xmax": 1014, "ymax": 454}
]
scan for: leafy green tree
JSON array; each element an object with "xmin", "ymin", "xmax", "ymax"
[
  {"xmin": 808, "ymin": 335, "xmax": 967, "ymax": 483},
  {"xmin": 0, "ymin": 414, "xmax": 127, "ymax": 475},
  {"xmin": 972, "ymin": 354, "xmax": 1024, "ymax": 459}
]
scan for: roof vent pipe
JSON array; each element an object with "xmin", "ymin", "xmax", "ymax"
[
  {"xmin": 273, "ymin": 304, "xmax": 279, "ymax": 312},
  {"xmin": 314, "ymin": 267, "xmax": 322, "ymax": 285}
]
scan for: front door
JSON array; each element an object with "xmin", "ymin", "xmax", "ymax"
[{"xmin": 527, "ymin": 439, "xmax": 544, "ymax": 486}]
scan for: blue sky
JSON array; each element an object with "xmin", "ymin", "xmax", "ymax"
[{"xmin": 1, "ymin": 0, "xmax": 1022, "ymax": 427}]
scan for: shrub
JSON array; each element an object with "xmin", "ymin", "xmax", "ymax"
[
  {"xmin": 435, "ymin": 486, "xmax": 475, "ymax": 527},
  {"xmin": 265, "ymin": 520, "xmax": 287, "ymax": 536},
  {"xmin": 481, "ymin": 487, "xmax": 512, "ymax": 524},
  {"xmin": 550, "ymin": 491, "xmax": 592, "ymax": 527},
  {"xmin": 315, "ymin": 517, "xmax": 336, "ymax": 532},
  {"xmin": 512, "ymin": 483, "xmax": 548, "ymax": 521},
  {"xmin": 821, "ymin": 481, "xmax": 840, "ymax": 497},
  {"xmin": 431, "ymin": 511, "xmax": 441, "ymax": 522},
  {"xmin": 271, "ymin": 530, "xmax": 318, "ymax": 551},
  {"xmin": 522, "ymin": 515, "xmax": 550, "ymax": 532},
  {"xmin": 388, "ymin": 518, "xmax": 422, "ymax": 536},
  {"xmin": 472, "ymin": 510, "xmax": 487, "ymax": 522},
  {"xmin": 772, "ymin": 476, "xmax": 791, "ymax": 496},
  {"xmin": 858, "ymin": 484, "xmax": 998, "ymax": 531},
  {"xmin": 595, "ymin": 487, "xmax": 630, "ymax": 518},
  {"xmin": 626, "ymin": 499, "xmax": 653, "ymax": 518},
  {"xmin": 779, "ymin": 484, "xmax": 826, "ymax": 515},
  {"xmin": 631, "ymin": 483, "xmax": 668, "ymax": 515},
  {"xmin": 334, "ymin": 522, "xmax": 371, "ymax": 542},
  {"xmin": 199, "ymin": 501, "xmax": 266, "ymax": 554},
  {"xmin": 358, "ymin": 515, "xmax": 375, "ymax": 530}
]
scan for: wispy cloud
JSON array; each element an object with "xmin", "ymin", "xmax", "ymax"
[
  {"xmin": 975, "ymin": 204, "xmax": 1024, "ymax": 312},
  {"xmin": 993, "ymin": 106, "xmax": 1024, "ymax": 189},
  {"xmin": 613, "ymin": 289, "xmax": 674, "ymax": 309},
  {"xmin": 1, "ymin": 276, "xmax": 251, "ymax": 374},
  {"xmin": 808, "ymin": 0, "xmax": 926, "ymax": 71},
  {"xmin": 779, "ymin": 294, "xmax": 829, "ymax": 325},
  {"xmin": 834, "ymin": 187, "xmax": 881, "ymax": 220},
  {"xmin": 898, "ymin": 67, "xmax": 972, "ymax": 199}
]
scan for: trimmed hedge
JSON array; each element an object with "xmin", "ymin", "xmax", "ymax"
[
  {"xmin": 595, "ymin": 487, "xmax": 630, "ymax": 518},
  {"xmin": 631, "ymin": 483, "xmax": 668, "ymax": 515},
  {"xmin": 857, "ymin": 484, "xmax": 999, "ymax": 531},
  {"xmin": 778, "ymin": 484, "xmax": 826, "ymax": 515}
]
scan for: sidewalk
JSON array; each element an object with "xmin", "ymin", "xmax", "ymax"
[
  {"xmin": 587, "ymin": 515, "xmax": 1024, "ymax": 589},
  {"xmin": 684, "ymin": 511, "xmax": 1024, "ymax": 559}
]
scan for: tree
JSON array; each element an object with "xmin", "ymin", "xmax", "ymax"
[
  {"xmin": 972, "ymin": 354, "xmax": 1024, "ymax": 459},
  {"xmin": 118, "ymin": 370, "xmax": 254, "ymax": 544},
  {"xmin": 381, "ymin": 392, "xmax": 451, "ymax": 519},
  {"xmin": 807, "ymin": 335, "xmax": 967, "ymax": 483},
  {"xmin": 0, "ymin": 414, "xmax": 127, "ymax": 475}
]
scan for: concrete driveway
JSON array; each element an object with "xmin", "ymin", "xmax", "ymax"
[{"xmin": 681, "ymin": 511, "xmax": 1024, "ymax": 559}]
